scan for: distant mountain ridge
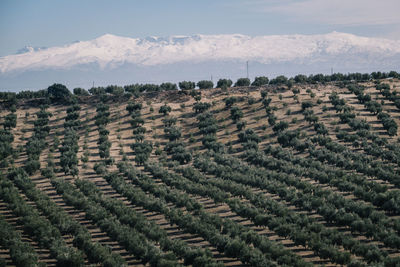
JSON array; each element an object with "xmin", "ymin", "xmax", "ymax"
[
  {"xmin": 0, "ymin": 32, "xmax": 399, "ymax": 90},
  {"xmin": 15, "ymin": 46, "xmax": 48, "ymax": 55},
  {"xmin": 1, "ymin": 32, "xmax": 400, "ymax": 73}
]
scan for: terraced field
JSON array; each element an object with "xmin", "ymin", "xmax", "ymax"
[{"xmin": 1, "ymin": 77, "xmax": 400, "ymax": 266}]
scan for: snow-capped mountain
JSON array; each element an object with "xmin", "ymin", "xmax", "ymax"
[
  {"xmin": 1, "ymin": 32, "xmax": 399, "ymax": 90},
  {"xmin": 15, "ymin": 46, "xmax": 48, "ymax": 55}
]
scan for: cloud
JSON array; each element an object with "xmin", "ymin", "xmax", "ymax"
[{"xmin": 248, "ymin": 0, "xmax": 400, "ymax": 26}]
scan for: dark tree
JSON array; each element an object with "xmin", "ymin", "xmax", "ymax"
[
  {"xmin": 388, "ymin": 71, "xmax": 399, "ymax": 78},
  {"xmin": 272, "ymin": 121, "xmax": 289, "ymax": 133},
  {"xmin": 105, "ymin": 85, "xmax": 124, "ymax": 96},
  {"xmin": 216, "ymin": 79, "xmax": 233, "ymax": 88},
  {"xmin": 236, "ymin": 121, "xmax": 247, "ymax": 131},
  {"xmin": 234, "ymin": 78, "xmax": 250, "ymax": 87},
  {"xmin": 160, "ymin": 83, "xmax": 178, "ymax": 91},
  {"xmin": 159, "ymin": 104, "xmax": 172, "ymax": 116},
  {"xmin": 294, "ymin": 74, "xmax": 308, "ymax": 83},
  {"xmin": 269, "ymin": 75, "xmax": 288, "ymax": 85},
  {"xmin": 261, "ymin": 90, "xmax": 268, "ymax": 99},
  {"xmin": 197, "ymin": 80, "xmax": 214, "ymax": 89},
  {"xmin": 179, "ymin": 81, "xmax": 196, "ymax": 90},
  {"xmin": 262, "ymin": 98, "xmax": 272, "ymax": 107},
  {"xmin": 126, "ymin": 102, "xmax": 142, "ymax": 114},
  {"xmin": 47, "ymin": 84, "xmax": 71, "ymax": 103},
  {"xmin": 238, "ymin": 129, "xmax": 261, "ymax": 143},
  {"xmin": 0, "ymin": 129, "xmax": 14, "ymax": 161},
  {"xmin": 73, "ymin": 88, "xmax": 89, "ymax": 96},
  {"xmin": 25, "ymin": 159, "xmax": 40, "ymax": 175},
  {"xmin": 4, "ymin": 113, "xmax": 17, "ymax": 129},
  {"xmin": 230, "ymin": 107, "xmax": 243, "ymax": 123},
  {"xmin": 164, "ymin": 126, "xmax": 181, "ymax": 141},
  {"xmin": 314, "ymin": 122, "xmax": 328, "ymax": 135},
  {"xmin": 225, "ymin": 97, "xmax": 238, "ymax": 108},
  {"xmin": 193, "ymin": 102, "xmax": 211, "ymax": 114},
  {"xmin": 268, "ymin": 114, "xmax": 277, "ymax": 126},
  {"xmin": 162, "ymin": 116, "xmax": 177, "ymax": 127},
  {"xmin": 301, "ymin": 101, "xmax": 313, "ymax": 111},
  {"xmin": 131, "ymin": 141, "xmax": 153, "ymax": 165},
  {"xmin": 252, "ymin": 76, "xmax": 269, "ymax": 86}
]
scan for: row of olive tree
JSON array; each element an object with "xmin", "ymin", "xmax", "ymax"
[
  {"xmin": 329, "ymin": 92, "xmax": 400, "ymax": 181},
  {"xmin": 241, "ymin": 138, "xmax": 400, "ymax": 252},
  {"xmin": 0, "ymin": 107, "xmax": 17, "ymax": 167},
  {"xmin": 50, "ymin": 173, "xmax": 177, "ymax": 266},
  {"xmin": 196, "ymin": 111, "xmax": 224, "ymax": 152},
  {"xmin": 266, "ymin": 129, "xmax": 400, "ymax": 218},
  {"xmin": 191, "ymin": 155, "xmax": 358, "ymax": 265},
  {"xmin": 7, "ymin": 164, "xmax": 126, "ymax": 266},
  {"xmin": 92, "ymin": 102, "xmax": 112, "ymax": 174},
  {"xmin": 0, "ymin": 176, "xmax": 85, "ymax": 266},
  {"xmin": 74, "ymin": 177, "xmax": 217, "ymax": 266},
  {"xmin": 126, "ymin": 101, "xmax": 153, "ymax": 165},
  {"xmin": 2, "ymin": 71, "xmax": 399, "ymax": 104},
  {"xmin": 348, "ymin": 84, "xmax": 398, "ymax": 136},
  {"xmin": 115, "ymin": 161, "xmax": 276, "ymax": 267},
  {"xmin": 206, "ymin": 153, "xmax": 393, "ymax": 264},
  {"xmin": 162, "ymin": 116, "xmax": 192, "ymax": 164},
  {"xmin": 0, "ymin": 214, "xmax": 39, "ymax": 266},
  {"xmin": 25, "ymin": 106, "xmax": 52, "ymax": 174},
  {"xmin": 377, "ymin": 82, "xmax": 400, "ymax": 110},
  {"xmin": 60, "ymin": 104, "xmax": 81, "ymax": 176},
  {"xmin": 145, "ymin": 162, "xmax": 308, "ymax": 267}
]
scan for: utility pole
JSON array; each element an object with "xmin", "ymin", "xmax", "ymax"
[
  {"xmin": 331, "ymin": 67, "xmax": 333, "ymax": 75},
  {"xmin": 92, "ymin": 81, "xmax": 94, "ymax": 88},
  {"xmin": 246, "ymin": 61, "xmax": 249, "ymax": 79}
]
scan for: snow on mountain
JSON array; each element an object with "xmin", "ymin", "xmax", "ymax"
[
  {"xmin": 1, "ymin": 32, "xmax": 399, "ymax": 74},
  {"xmin": 15, "ymin": 46, "xmax": 48, "ymax": 55}
]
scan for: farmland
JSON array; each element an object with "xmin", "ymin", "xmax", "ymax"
[{"xmin": 1, "ymin": 74, "xmax": 400, "ymax": 266}]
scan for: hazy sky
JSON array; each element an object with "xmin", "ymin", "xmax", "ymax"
[{"xmin": 1, "ymin": 0, "xmax": 400, "ymax": 56}]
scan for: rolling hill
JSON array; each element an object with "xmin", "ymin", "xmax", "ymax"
[{"xmin": 1, "ymin": 76, "xmax": 400, "ymax": 266}]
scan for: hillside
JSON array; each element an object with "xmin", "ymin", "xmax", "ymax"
[{"xmin": 1, "ymin": 78, "xmax": 400, "ymax": 266}]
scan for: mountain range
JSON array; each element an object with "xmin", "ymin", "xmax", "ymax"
[{"xmin": 1, "ymin": 32, "xmax": 399, "ymax": 91}]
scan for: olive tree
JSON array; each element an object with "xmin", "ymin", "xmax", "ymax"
[
  {"xmin": 160, "ymin": 83, "xmax": 178, "ymax": 91},
  {"xmin": 179, "ymin": 81, "xmax": 195, "ymax": 90},
  {"xmin": 216, "ymin": 79, "xmax": 233, "ymax": 88},
  {"xmin": 197, "ymin": 80, "xmax": 214, "ymax": 89},
  {"xmin": 234, "ymin": 78, "xmax": 250, "ymax": 87},
  {"xmin": 73, "ymin": 88, "xmax": 89, "ymax": 96},
  {"xmin": 159, "ymin": 104, "xmax": 172, "ymax": 116},
  {"xmin": 47, "ymin": 83, "xmax": 71, "ymax": 103},
  {"xmin": 252, "ymin": 76, "xmax": 269, "ymax": 86},
  {"xmin": 230, "ymin": 107, "xmax": 243, "ymax": 123}
]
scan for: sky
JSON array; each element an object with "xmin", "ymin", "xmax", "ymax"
[{"xmin": 1, "ymin": 0, "xmax": 400, "ymax": 57}]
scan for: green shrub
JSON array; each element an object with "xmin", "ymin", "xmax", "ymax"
[
  {"xmin": 197, "ymin": 80, "xmax": 214, "ymax": 89},
  {"xmin": 247, "ymin": 97, "xmax": 255, "ymax": 105},
  {"xmin": 160, "ymin": 82, "xmax": 178, "ymax": 91},
  {"xmin": 224, "ymin": 96, "xmax": 238, "ymax": 108},
  {"xmin": 48, "ymin": 83, "xmax": 71, "ymax": 103},
  {"xmin": 234, "ymin": 78, "xmax": 250, "ymax": 87},
  {"xmin": 236, "ymin": 121, "xmax": 247, "ymax": 131},
  {"xmin": 252, "ymin": 76, "xmax": 269, "ymax": 86},
  {"xmin": 216, "ymin": 79, "xmax": 233, "ymax": 88},
  {"xmin": 159, "ymin": 104, "xmax": 172, "ymax": 116},
  {"xmin": 179, "ymin": 81, "xmax": 195, "ymax": 90}
]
